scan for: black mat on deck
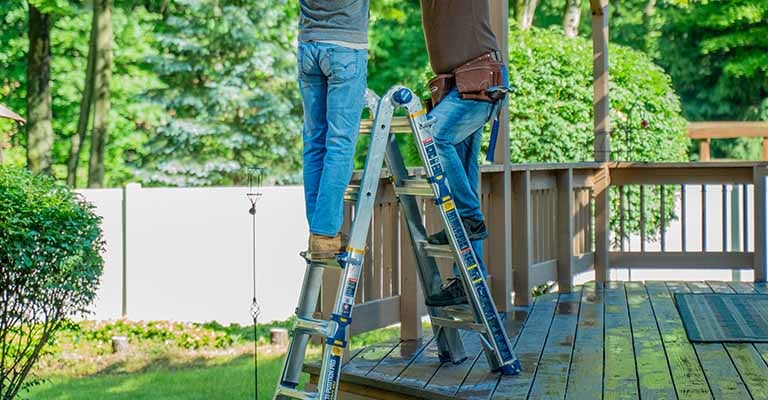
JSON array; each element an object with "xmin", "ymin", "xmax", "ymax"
[{"xmin": 675, "ymin": 293, "xmax": 768, "ymax": 342}]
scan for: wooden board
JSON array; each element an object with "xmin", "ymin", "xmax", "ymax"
[
  {"xmin": 528, "ymin": 290, "xmax": 582, "ymax": 399},
  {"xmin": 565, "ymin": 282, "xmax": 604, "ymax": 400},
  {"xmin": 604, "ymin": 282, "xmax": 640, "ymax": 400},
  {"xmin": 425, "ymin": 331, "xmax": 484, "ymax": 396},
  {"xmin": 674, "ymin": 282, "xmax": 751, "ymax": 399},
  {"xmin": 456, "ymin": 307, "xmax": 530, "ymax": 400},
  {"xmin": 316, "ymin": 281, "xmax": 761, "ymax": 400},
  {"xmin": 343, "ymin": 341, "xmax": 401, "ymax": 377},
  {"xmin": 707, "ymin": 282, "xmax": 768, "ymax": 400},
  {"xmin": 645, "ymin": 282, "xmax": 711, "ymax": 399},
  {"xmin": 394, "ymin": 331, "xmax": 446, "ymax": 389},
  {"xmin": 492, "ymin": 293, "xmax": 559, "ymax": 399},
  {"xmin": 367, "ymin": 331, "xmax": 435, "ymax": 382},
  {"xmin": 625, "ymin": 281, "xmax": 675, "ymax": 400}
]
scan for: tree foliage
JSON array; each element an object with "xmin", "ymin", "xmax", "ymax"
[
  {"xmin": 659, "ymin": 0, "xmax": 768, "ymax": 159},
  {"xmin": 136, "ymin": 0, "xmax": 301, "ymax": 186},
  {"xmin": 0, "ymin": 166, "xmax": 104, "ymax": 399}
]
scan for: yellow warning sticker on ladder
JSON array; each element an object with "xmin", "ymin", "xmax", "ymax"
[{"xmin": 331, "ymin": 346, "xmax": 343, "ymax": 356}]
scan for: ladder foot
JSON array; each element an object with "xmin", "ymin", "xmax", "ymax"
[{"xmin": 495, "ymin": 360, "xmax": 522, "ymax": 376}]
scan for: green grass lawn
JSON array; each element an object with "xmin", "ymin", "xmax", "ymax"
[
  {"xmin": 23, "ymin": 320, "xmax": 412, "ymax": 399},
  {"xmin": 28, "ymin": 351, "xmax": 293, "ymax": 400}
]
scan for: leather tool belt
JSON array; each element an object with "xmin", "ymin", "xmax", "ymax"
[{"xmin": 427, "ymin": 51, "xmax": 506, "ymax": 109}]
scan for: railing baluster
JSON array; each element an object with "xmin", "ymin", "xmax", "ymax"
[
  {"xmin": 681, "ymin": 184, "xmax": 687, "ymax": 252},
  {"xmin": 743, "ymin": 183, "xmax": 750, "ymax": 251},
  {"xmin": 640, "ymin": 185, "xmax": 646, "ymax": 253},
  {"xmin": 722, "ymin": 185, "xmax": 728, "ymax": 252},
  {"xmin": 660, "ymin": 185, "xmax": 666, "ymax": 252},
  {"xmin": 702, "ymin": 184, "xmax": 708, "ymax": 251},
  {"xmin": 620, "ymin": 185, "xmax": 626, "ymax": 252}
]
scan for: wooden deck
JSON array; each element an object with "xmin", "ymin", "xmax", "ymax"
[{"xmin": 306, "ymin": 281, "xmax": 768, "ymax": 399}]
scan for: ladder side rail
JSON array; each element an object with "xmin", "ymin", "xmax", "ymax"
[
  {"xmin": 315, "ymin": 91, "xmax": 396, "ymax": 399},
  {"xmin": 382, "ymin": 127, "xmax": 468, "ymax": 364},
  {"xmin": 392, "ymin": 87, "xmax": 519, "ymax": 373},
  {"xmin": 275, "ymin": 89, "xmax": 382, "ymax": 400}
]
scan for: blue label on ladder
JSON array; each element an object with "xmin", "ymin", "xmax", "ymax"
[
  {"xmin": 419, "ymin": 111, "xmax": 517, "ymax": 368},
  {"xmin": 322, "ymin": 351, "xmax": 343, "ymax": 400}
]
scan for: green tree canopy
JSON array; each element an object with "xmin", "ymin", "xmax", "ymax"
[{"xmin": 136, "ymin": 0, "xmax": 301, "ymax": 186}]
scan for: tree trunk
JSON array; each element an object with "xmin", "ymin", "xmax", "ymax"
[
  {"xmin": 642, "ymin": 0, "xmax": 658, "ymax": 54},
  {"xmin": 563, "ymin": 0, "xmax": 582, "ymax": 38},
  {"xmin": 519, "ymin": 0, "xmax": 540, "ymax": 30},
  {"xmin": 87, "ymin": 0, "xmax": 113, "ymax": 188},
  {"xmin": 26, "ymin": 5, "xmax": 54, "ymax": 173},
  {"xmin": 67, "ymin": 13, "xmax": 97, "ymax": 187}
]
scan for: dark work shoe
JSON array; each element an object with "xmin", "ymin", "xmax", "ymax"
[
  {"xmin": 426, "ymin": 218, "xmax": 489, "ymax": 245},
  {"xmin": 425, "ymin": 278, "xmax": 469, "ymax": 307}
]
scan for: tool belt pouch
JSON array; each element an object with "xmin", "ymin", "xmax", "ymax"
[
  {"xmin": 454, "ymin": 61, "xmax": 505, "ymax": 103},
  {"xmin": 428, "ymin": 74, "xmax": 453, "ymax": 109}
]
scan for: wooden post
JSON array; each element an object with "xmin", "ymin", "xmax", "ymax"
[
  {"xmin": 557, "ymin": 169, "xmax": 575, "ymax": 292},
  {"xmin": 489, "ymin": 0, "xmax": 514, "ymax": 312},
  {"xmin": 755, "ymin": 166, "xmax": 767, "ymax": 282},
  {"xmin": 591, "ymin": 0, "xmax": 610, "ymax": 162},
  {"xmin": 512, "ymin": 171, "xmax": 533, "ymax": 305},
  {"xmin": 700, "ymin": 139, "xmax": 711, "ymax": 161},
  {"xmin": 594, "ymin": 166, "xmax": 611, "ymax": 282},
  {"xmin": 762, "ymin": 137, "xmax": 768, "ymax": 161},
  {"xmin": 399, "ymin": 211, "xmax": 423, "ymax": 340},
  {"xmin": 488, "ymin": 171, "xmax": 513, "ymax": 310}
]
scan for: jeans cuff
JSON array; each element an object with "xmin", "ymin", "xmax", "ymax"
[{"xmin": 310, "ymin": 229, "xmax": 337, "ymax": 237}]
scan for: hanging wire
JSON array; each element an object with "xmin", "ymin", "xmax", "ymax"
[{"xmin": 247, "ymin": 168, "xmax": 264, "ymax": 399}]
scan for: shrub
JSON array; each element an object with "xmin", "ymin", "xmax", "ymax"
[
  {"xmin": 505, "ymin": 27, "xmax": 690, "ymax": 242},
  {"xmin": 0, "ymin": 166, "xmax": 104, "ymax": 399}
]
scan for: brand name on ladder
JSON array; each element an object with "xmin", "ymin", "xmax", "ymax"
[{"xmin": 323, "ymin": 356, "xmax": 339, "ymax": 400}]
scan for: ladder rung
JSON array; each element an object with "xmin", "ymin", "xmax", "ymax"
[
  {"xmin": 274, "ymin": 385, "xmax": 318, "ymax": 400},
  {"xmin": 300, "ymin": 252, "xmax": 344, "ymax": 269},
  {"xmin": 420, "ymin": 242, "xmax": 454, "ymax": 259},
  {"xmin": 394, "ymin": 178, "xmax": 434, "ymax": 197},
  {"xmin": 432, "ymin": 316, "xmax": 486, "ymax": 333},
  {"xmin": 293, "ymin": 317, "xmax": 330, "ymax": 338}
]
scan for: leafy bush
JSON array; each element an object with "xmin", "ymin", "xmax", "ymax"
[
  {"xmin": 0, "ymin": 166, "xmax": 105, "ymax": 399},
  {"xmin": 505, "ymin": 27, "xmax": 689, "ymax": 164},
  {"xmin": 505, "ymin": 27, "xmax": 690, "ymax": 242},
  {"xmin": 58, "ymin": 320, "xmax": 234, "ymax": 351}
]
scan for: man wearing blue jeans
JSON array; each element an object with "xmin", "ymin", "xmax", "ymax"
[
  {"xmin": 420, "ymin": 0, "xmax": 503, "ymax": 306},
  {"xmin": 299, "ymin": 1, "xmax": 369, "ymax": 258}
]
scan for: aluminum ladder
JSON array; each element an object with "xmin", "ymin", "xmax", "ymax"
[{"xmin": 273, "ymin": 86, "xmax": 519, "ymax": 400}]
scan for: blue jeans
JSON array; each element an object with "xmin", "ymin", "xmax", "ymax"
[
  {"xmin": 299, "ymin": 41, "xmax": 368, "ymax": 236},
  {"xmin": 429, "ymin": 88, "xmax": 493, "ymax": 277}
]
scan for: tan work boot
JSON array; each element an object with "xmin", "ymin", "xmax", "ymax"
[{"xmin": 308, "ymin": 233, "xmax": 349, "ymax": 259}]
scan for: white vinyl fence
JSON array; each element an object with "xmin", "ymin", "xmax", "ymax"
[
  {"xmin": 81, "ymin": 184, "xmax": 308, "ymax": 325},
  {"xmin": 80, "ymin": 183, "xmax": 755, "ymax": 325}
]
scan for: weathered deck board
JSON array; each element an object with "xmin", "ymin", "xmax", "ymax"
[
  {"xmin": 605, "ymin": 282, "xmax": 640, "ymax": 400},
  {"xmin": 343, "ymin": 341, "xmax": 401, "ymax": 377},
  {"xmin": 394, "ymin": 330, "xmax": 445, "ymax": 389},
  {"xmin": 308, "ymin": 281, "xmax": 767, "ymax": 400},
  {"xmin": 645, "ymin": 282, "xmax": 711, "ymax": 399},
  {"xmin": 367, "ymin": 331, "xmax": 434, "ymax": 382},
  {"xmin": 528, "ymin": 290, "xmax": 581, "ymax": 399},
  {"xmin": 425, "ymin": 331, "xmax": 483, "ymax": 395},
  {"xmin": 625, "ymin": 281, "xmax": 675, "ymax": 400},
  {"xmin": 708, "ymin": 282, "xmax": 768, "ymax": 400},
  {"xmin": 564, "ymin": 282, "xmax": 604, "ymax": 400},
  {"xmin": 455, "ymin": 308, "xmax": 530, "ymax": 400},
  {"xmin": 492, "ymin": 293, "xmax": 559, "ymax": 400},
  {"xmin": 676, "ymin": 282, "xmax": 751, "ymax": 399}
]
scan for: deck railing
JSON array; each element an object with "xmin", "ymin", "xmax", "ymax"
[
  {"xmin": 319, "ymin": 160, "xmax": 768, "ymax": 341},
  {"xmin": 689, "ymin": 122, "xmax": 768, "ymax": 161}
]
